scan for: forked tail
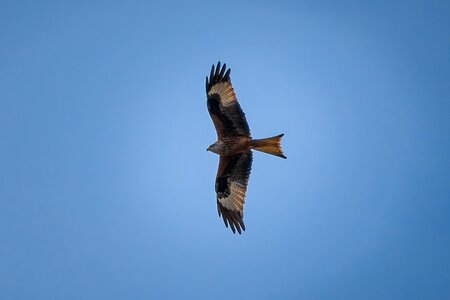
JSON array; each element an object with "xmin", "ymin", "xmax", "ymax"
[{"xmin": 249, "ymin": 134, "xmax": 286, "ymax": 159}]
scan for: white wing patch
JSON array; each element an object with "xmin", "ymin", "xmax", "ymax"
[
  {"xmin": 207, "ymin": 82, "xmax": 237, "ymax": 107},
  {"xmin": 218, "ymin": 181, "xmax": 247, "ymax": 213}
]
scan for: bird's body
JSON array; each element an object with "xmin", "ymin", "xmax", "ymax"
[
  {"xmin": 207, "ymin": 135, "xmax": 249, "ymax": 156},
  {"xmin": 206, "ymin": 62, "xmax": 286, "ymax": 234}
]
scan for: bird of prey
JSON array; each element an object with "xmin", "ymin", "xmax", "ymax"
[{"xmin": 206, "ymin": 61, "xmax": 286, "ymax": 234}]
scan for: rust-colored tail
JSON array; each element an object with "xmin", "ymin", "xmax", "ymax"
[{"xmin": 249, "ymin": 134, "xmax": 286, "ymax": 159}]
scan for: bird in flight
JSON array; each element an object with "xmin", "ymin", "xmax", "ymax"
[{"xmin": 206, "ymin": 61, "xmax": 286, "ymax": 234}]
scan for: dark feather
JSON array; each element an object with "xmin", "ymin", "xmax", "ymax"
[
  {"xmin": 209, "ymin": 64, "xmax": 215, "ymax": 87},
  {"xmin": 219, "ymin": 63, "xmax": 227, "ymax": 79},
  {"xmin": 214, "ymin": 61, "xmax": 221, "ymax": 78},
  {"xmin": 223, "ymin": 68, "xmax": 231, "ymax": 81},
  {"xmin": 207, "ymin": 95, "xmax": 237, "ymax": 135},
  {"xmin": 215, "ymin": 154, "xmax": 241, "ymax": 195}
]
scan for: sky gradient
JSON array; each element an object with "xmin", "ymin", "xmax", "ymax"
[{"xmin": 1, "ymin": 1, "xmax": 449, "ymax": 299}]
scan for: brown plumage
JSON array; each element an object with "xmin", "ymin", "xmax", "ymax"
[{"xmin": 206, "ymin": 61, "xmax": 286, "ymax": 234}]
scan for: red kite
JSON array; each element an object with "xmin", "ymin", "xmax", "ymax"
[{"xmin": 206, "ymin": 62, "xmax": 286, "ymax": 234}]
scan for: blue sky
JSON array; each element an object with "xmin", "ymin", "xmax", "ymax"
[{"xmin": 1, "ymin": 0, "xmax": 449, "ymax": 299}]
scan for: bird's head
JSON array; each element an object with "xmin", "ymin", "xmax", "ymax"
[{"xmin": 207, "ymin": 142, "xmax": 221, "ymax": 155}]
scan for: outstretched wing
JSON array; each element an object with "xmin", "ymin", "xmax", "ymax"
[
  {"xmin": 206, "ymin": 62, "xmax": 251, "ymax": 139},
  {"xmin": 215, "ymin": 151, "xmax": 253, "ymax": 234}
]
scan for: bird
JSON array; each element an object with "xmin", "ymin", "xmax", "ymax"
[{"xmin": 206, "ymin": 61, "xmax": 286, "ymax": 234}]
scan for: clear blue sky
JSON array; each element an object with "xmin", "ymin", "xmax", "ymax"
[{"xmin": 1, "ymin": 0, "xmax": 449, "ymax": 299}]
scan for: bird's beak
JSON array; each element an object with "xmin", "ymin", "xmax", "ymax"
[{"xmin": 206, "ymin": 146, "xmax": 210, "ymax": 152}]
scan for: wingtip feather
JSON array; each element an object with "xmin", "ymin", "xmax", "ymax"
[
  {"xmin": 215, "ymin": 61, "xmax": 221, "ymax": 78},
  {"xmin": 224, "ymin": 68, "xmax": 231, "ymax": 81},
  {"xmin": 219, "ymin": 63, "xmax": 226, "ymax": 78},
  {"xmin": 210, "ymin": 64, "xmax": 215, "ymax": 82}
]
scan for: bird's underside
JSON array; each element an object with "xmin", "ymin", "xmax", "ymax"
[{"xmin": 206, "ymin": 61, "xmax": 286, "ymax": 234}]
